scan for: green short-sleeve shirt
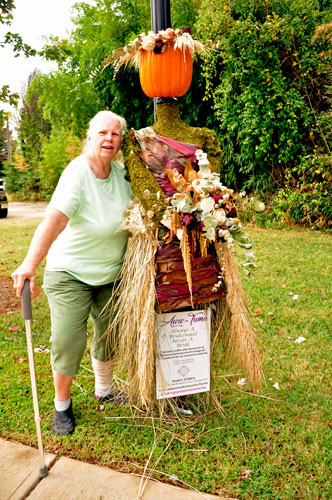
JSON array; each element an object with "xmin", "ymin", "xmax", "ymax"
[{"xmin": 46, "ymin": 155, "xmax": 133, "ymax": 285}]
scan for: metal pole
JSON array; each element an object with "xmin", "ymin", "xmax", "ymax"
[
  {"xmin": 150, "ymin": 0, "xmax": 172, "ymax": 115},
  {"xmin": 22, "ymin": 280, "xmax": 48, "ymax": 479},
  {"xmin": 150, "ymin": 0, "xmax": 171, "ymax": 33}
]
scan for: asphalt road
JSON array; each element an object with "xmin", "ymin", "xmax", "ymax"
[{"xmin": 5, "ymin": 201, "xmax": 48, "ymax": 220}]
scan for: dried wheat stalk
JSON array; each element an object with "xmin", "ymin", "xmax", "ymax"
[
  {"xmin": 180, "ymin": 225, "xmax": 194, "ymax": 307},
  {"xmin": 214, "ymin": 241, "xmax": 262, "ymax": 392}
]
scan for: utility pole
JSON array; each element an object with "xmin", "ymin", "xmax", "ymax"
[
  {"xmin": 150, "ymin": 0, "xmax": 172, "ymax": 115},
  {"xmin": 6, "ymin": 119, "xmax": 12, "ymax": 162}
]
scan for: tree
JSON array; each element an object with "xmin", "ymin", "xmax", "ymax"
[
  {"xmin": 0, "ymin": 0, "xmax": 37, "ymax": 125},
  {"xmin": 195, "ymin": 0, "xmax": 332, "ymax": 193}
]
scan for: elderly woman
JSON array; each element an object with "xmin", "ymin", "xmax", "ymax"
[{"xmin": 11, "ymin": 110, "xmax": 132, "ymax": 435}]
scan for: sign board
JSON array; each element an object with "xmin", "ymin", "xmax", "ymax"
[{"xmin": 156, "ymin": 308, "xmax": 211, "ymax": 399}]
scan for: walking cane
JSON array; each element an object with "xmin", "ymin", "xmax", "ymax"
[{"xmin": 21, "ymin": 279, "xmax": 48, "ymax": 479}]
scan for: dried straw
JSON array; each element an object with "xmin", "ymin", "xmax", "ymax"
[
  {"xmin": 105, "ymin": 203, "xmax": 160, "ymax": 407},
  {"xmin": 214, "ymin": 241, "xmax": 262, "ymax": 392},
  {"xmin": 104, "ymin": 203, "xmax": 261, "ymax": 414}
]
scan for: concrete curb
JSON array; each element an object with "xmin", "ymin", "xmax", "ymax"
[{"xmin": 0, "ymin": 438, "xmax": 229, "ymax": 500}]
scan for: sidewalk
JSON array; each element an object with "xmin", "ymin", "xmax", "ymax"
[{"xmin": 0, "ymin": 438, "xmax": 229, "ymax": 500}]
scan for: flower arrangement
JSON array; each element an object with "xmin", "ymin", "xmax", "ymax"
[
  {"xmin": 162, "ymin": 148, "xmax": 253, "ymax": 250},
  {"xmin": 100, "ymin": 28, "xmax": 206, "ymax": 76},
  {"xmin": 122, "ymin": 130, "xmax": 256, "ymax": 310}
]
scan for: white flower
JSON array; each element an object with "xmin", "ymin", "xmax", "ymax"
[
  {"xmin": 199, "ymin": 164, "xmax": 211, "ymax": 178},
  {"xmin": 214, "ymin": 208, "xmax": 226, "ymax": 225},
  {"xmin": 294, "ymin": 336, "xmax": 306, "ymax": 344},
  {"xmin": 205, "ymin": 226, "xmax": 216, "ymax": 240},
  {"xmin": 192, "ymin": 178, "xmax": 203, "ymax": 193},
  {"xmin": 141, "ymin": 36, "xmax": 155, "ymax": 51},
  {"xmin": 198, "ymin": 153, "xmax": 209, "ymax": 166},
  {"xmin": 239, "ymin": 191, "xmax": 246, "ymax": 198},
  {"xmin": 195, "ymin": 149, "xmax": 204, "ymax": 160},
  {"xmin": 273, "ymin": 382, "xmax": 280, "ymax": 390},
  {"xmin": 200, "ymin": 197, "xmax": 215, "ymax": 213},
  {"xmin": 218, "ymin": 229, "xmax": 231, "ymax": 239}
]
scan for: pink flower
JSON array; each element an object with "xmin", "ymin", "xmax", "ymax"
[{"xmin": 213, "ymin": 193, "xmax": 223, "ymax": 203}]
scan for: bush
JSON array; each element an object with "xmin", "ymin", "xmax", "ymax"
[
  {"xmin": 195, "ymin": 0, "xmax": 332, "ymax": 195},
  {"xmin": 273, "ymin": 152, "xmax": 332, "ymax": 228},
  {"xmin": 38, "ymin": 128, "xmax": 82, "ymax": 199}
]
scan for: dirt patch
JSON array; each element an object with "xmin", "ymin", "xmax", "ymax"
[{"xmin": 0, "ymin": 278, "xmax": 42, "ymax": 315}]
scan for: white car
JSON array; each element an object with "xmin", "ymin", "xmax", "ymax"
[{"xmin": 0, "ymin": 178, "xmax": 8, "ymax": 218}]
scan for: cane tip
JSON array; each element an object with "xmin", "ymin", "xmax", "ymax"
[{"xmin": 39, "ymin": 465, "xmax": 48, "ymax": 478}]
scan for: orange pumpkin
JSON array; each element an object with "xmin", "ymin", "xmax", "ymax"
[{"xmin": 139, "ymin": 43, "xmax": 193, "ymax": 98}]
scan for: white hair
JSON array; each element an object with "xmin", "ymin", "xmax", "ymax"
[
  {"xmin": 86, "ymin": 110, "xmax": 127, "ymax": 139},
  {"xmin": 82, "ymin": 110, "xmax": 127, "ymax": 156}
]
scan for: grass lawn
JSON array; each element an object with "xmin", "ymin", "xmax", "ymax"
[{"xmin": 0, "ymin": 218, "xmax": 331, "ymax": 499}]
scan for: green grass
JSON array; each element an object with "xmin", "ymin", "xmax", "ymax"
[{"xmin": 1, "ymin": 218, "xmax": 331, "ymax": 499}]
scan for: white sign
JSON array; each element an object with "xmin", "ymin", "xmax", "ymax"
[{"xmin": 156, "ymin": 309, "xmax": 211, "ymax": 400}]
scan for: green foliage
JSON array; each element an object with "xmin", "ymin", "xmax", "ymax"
[
  {"xmin": 0, "ymin": 0, "xmax": 15, "ymax": 24},
  {"xmin": 3, "ymin": 152, "xmax": 40, "ymax": 199},
  {"xmin": 273, "ymin": 152, "xmax": 332, "ymax": 227},
  {"xmin": 195, "ymin": 0, "xmax": 332, "ymax": 202},
  {"xmin": 6, "ymin": 0, "xmax": 332, "ymax": 228},
  {"xmin": 38, "ymin": 128, "xmax": 82, "ymax": 199}
]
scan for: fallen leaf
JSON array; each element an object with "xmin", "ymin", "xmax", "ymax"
[
  {"xmin": 170, "ymin": 474, "xmax": 180, "ymax": 485},
  {"xmin": 15, "ymin": 357, "xmax": 27, "ymax": 363},
  {"xmin": 239, "ymin": 469, "xmax": 253, "ymax": 480},
  {"xmin": 254, "ymin": 310, "xmax": 262, "ymax": 316},
  {"xmin": 34, "ymin": 345, "xmax": 50, "ymax": 354}
]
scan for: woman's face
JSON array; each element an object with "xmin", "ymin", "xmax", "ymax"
[{"xmin": 87, "ymin": 116, "xmax": 122, "ymax": 162}]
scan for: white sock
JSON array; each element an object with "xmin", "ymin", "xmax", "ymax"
[
  {"xmin": 54, "ymin": 397, "xmax": 71, "ymax": 412},
  {"xmin": 91, "ymin": 356, "xmax": 114, "ymax": 397}
]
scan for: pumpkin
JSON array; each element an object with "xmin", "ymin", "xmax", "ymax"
[{"xmin": 139, "ymin": 43, "xmax": 193, "ymax": 98}]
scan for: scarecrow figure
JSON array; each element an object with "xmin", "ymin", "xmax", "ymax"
[{"xmin": 103, "ymin": 2, "xmax": 261, "ymax": 413}]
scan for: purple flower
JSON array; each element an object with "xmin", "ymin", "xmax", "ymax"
[
  {"xmin": 153, "ymin": 40, "xmax": 163, "ymax": 54},
  {"xmin": 181, "ymin": 213, "xmax": 196, "ymax": 229},
  {"xmin": 227, "ymin": 207, "xmax": 237, "ymax": 217}
]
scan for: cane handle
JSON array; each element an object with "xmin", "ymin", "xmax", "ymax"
[{"xmin": 22, "ymin": 279, "xmax": 32, "ymax": 320}]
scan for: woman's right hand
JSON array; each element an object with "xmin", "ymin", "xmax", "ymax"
[
  {"xmin": 11, "ymin": 262, "xmax": 37, "ymax": 298},
  {"xmin": 11, "ymin": 207, "xmax": 68, "ymax": 298}
]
